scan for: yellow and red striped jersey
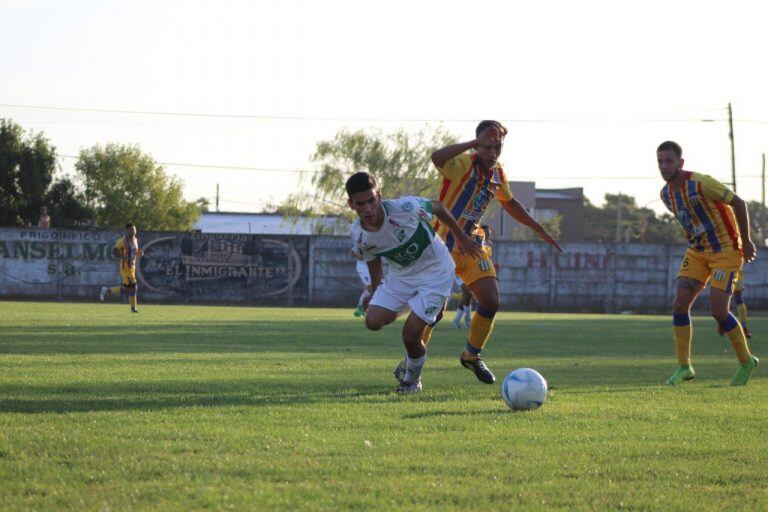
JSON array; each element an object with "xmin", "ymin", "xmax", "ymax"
[
  {"xmin": 114, "ymin": 236, "xmax": 140, "ymax": 269},
  {"xmin": 660, "ymin": 171, "xmax": 740, "ymax": 253},
  {"xmin": 433, "ymin": 152, "xmax": 513, "ymax": 251}
]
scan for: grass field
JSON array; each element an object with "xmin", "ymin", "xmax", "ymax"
[{"xmin": 1, "ymin": 301, "xmax": 766, "ymax": 511}]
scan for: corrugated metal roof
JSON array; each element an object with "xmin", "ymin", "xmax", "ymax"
[{"xmin": 195, "ymin": 212, "xmax": 338, "ymax": 234}]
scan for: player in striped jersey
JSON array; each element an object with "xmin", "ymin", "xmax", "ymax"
[
  {"xmin": 658, "ymin": 140, "xmax": 759, "ymax": 386},
  {"xmin": 99, "ymin": 223, "xmax": 143, "ymax": 313},
  {"xmin": 421, "ymin": 121, "xmax": 563, "ymax": 384}
]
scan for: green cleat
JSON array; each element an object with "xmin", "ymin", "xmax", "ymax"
[
  {"xmin": 665, "ymin": 365, "xmax": 695, "ymax": 385},
  {"xmin": 353, "ymin": 306, "xmax": 365, "ymax": 317},
  {"xmin": 730, "ymin": 355, "xmax": 759, "ymax": 386}
]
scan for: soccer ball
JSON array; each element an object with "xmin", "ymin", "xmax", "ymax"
[{"xmin": 501, "ymin": 368, "xmax": 548, "ymax": 411}]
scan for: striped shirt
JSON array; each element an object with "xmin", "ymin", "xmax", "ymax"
[
  {"xmin": 433, "ymin": 152, "xmax": 513, "ymax": 251},
  {"xmin": 660, "ymin": 171, "xmax": 740, "ymax": 253}
]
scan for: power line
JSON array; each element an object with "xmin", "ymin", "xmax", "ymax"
[
  {"xmin": 0, "ymin": 102, "xmax": 739, "ymax": 124},
  {"xmin": 57, "ymin": 154, "xmax": 313, "ymax": 174}
]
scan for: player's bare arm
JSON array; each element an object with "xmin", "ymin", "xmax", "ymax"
[
  {"xmin": 365, "ymin": 257, "xmax": 383, "ymax": 308},
  {"xmin": 431, "ymin": 200, "xmax": 483, "ymax": 258},
  {"xmin": 431, "ymin": 127, "xmax": 501, "ymax": 168},
  {"xmin": 727, "ymin": 194, "xmax": 757, "ymax": 262},
  {"xmin": 500, "ymin": 198, "xmax": 565, "ymax": 253}
]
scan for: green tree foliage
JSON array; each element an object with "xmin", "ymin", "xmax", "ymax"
[
  {"xmin": 0, "ymin": 118, "xmax": 57, "ymax": 226},
  {"xmin": 278, "ymin": 127, "xmax": 458, "ymax": 232},
  {"xmin": 746, "ymin": 200, "xmax": 767, "ymax": 246},
  {"xmin": 76, "ymin": 143, "xmax": 200, "ymax": 230},
  {"xmin": 583, "ymin": 193, "xmax": 685, "ymax": 244},
  {"xmin": 44, "ymin": 178, "xmax": 93, "ymax": 228}
]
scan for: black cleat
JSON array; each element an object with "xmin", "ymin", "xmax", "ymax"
[{"xmin": 460, "ymin": 355, "xmax": 495, "ymax": 384}]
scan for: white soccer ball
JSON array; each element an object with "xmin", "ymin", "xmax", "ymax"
[{"xmin": 501, "ymin": 368, "xmax": 548, "ymax": 411}]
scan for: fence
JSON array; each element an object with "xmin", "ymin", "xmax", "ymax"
[{"xmin": 1, "ymin": 228, "xmax": 767, "ymax": 312}]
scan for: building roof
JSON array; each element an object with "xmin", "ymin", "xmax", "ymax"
[{"xmin": 194, "ymin": 212, "xmax": 337, "ymax": 234}]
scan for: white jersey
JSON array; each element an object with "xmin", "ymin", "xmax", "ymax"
[{"xmin": 350, "ymin": 197, "xmax": 452, "ymax": 280}]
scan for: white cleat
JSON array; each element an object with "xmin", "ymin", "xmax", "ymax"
[
  {"xmin": 99, "ymin": 287, "xmax": 108, "ymax": 302},
  {"xmin": 396, "ymin": 380, "xmax": 423, "ymax": 394}
]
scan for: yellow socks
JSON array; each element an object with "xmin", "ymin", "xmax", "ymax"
[
  {"xmin": 467, "ymin": 306, "xmax": 496, "ymax": 355},
  {"xmin": 720, "ymin": 313, "xmax": 751, "ymax": 363},
  {"xmin": 672, "ymin": 313, "xmax": 692, "ymax": 365}
]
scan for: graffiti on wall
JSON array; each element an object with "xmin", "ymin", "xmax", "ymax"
[
  {"xmin": 0, "ymin": 229, "xmax": 309, "ymax": 303},
  {"xmin": 138, "ymin": 232, "xmax": 308, "ymax": 302}
]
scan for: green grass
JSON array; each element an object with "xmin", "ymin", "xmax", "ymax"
[{"xmin": 1, "ymin": 301, "xmax": 766, "ymax": 511}]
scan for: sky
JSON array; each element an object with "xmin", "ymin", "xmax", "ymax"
[{"xmin": 2, "ymin": 0, "xmax": 767, "ymax": 215}]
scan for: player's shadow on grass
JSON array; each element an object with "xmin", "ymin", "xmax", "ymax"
[
  {"xmin": 0, "ymin": 320, "xmax": 408, "ymax": 356},
  {"xmin": 0, "ymin": 378, "xmax": 460, "ymax": 414}
]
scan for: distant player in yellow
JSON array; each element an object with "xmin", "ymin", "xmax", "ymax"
[
  {"xmin": 400, "ymin": 121, "xmax": 563, "ymax": 384},
  {"xmin": 99, "ymin": 223, "xmax": 143, "ymax": 313},
  {"xmin": 658, "ymin": 140, "xmax": 759, "ymax": 386}
]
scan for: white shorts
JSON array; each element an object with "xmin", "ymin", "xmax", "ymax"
[
  {"xmin": 356, "ymin": 260, "xmax": 371, "ymax": 287},
  {"xmin": 369, "ymin": 263, "xmax": 454, "ymax": 325}
]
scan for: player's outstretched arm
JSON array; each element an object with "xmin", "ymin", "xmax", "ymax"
[
  {"xmin": 501, "ymin": 198, "xmax": 565, "ymax": 253},
  {"xmin": 729, "ymin": 194, "xmax": 757, "ymax": 262},
  {"xmin": 431, "ymin": 201, "xmax": 483, "ymax": 258}
]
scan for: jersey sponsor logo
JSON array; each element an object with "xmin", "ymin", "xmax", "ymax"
[{"xmin": 388, "ymin": 218, "xmax": 403, "ymax": 228}]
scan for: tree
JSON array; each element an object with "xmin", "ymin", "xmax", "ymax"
[
  {"xmin": 583, "ymin": 194, "xmax": 685, "ymax": 244},
  {"xmin": 747, "ymin": 200, "xmax": 767, "ymax": 246},
  {"xmin": 76, "ymin": 143, "xmax": 201, "ymax": 230},
  {"xmin": 43, "ymin": 177, "xmax": 93, "ymax": 228},
  {"xmin": 0, "ymin": 118, "xmax": 57, "ymax": 226},
  {"xmin": 278, "ymin": 127, "xmax": 458, "ymax": 232}
]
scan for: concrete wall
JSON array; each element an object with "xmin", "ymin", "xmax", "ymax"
[
  {"xmin": 2, "ymin": 228, "xmax": 767, "ymax": 312},
  {"xmin": 0, "ymin": 228, "xmax": 309, "ymax": 305}
]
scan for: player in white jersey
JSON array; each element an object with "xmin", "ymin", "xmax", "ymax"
[{"xmin": 347, "ymin": 171, "xmax": 482, "ymax": 394}]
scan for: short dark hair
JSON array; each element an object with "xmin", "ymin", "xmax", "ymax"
[
  {"xmin": 657, "ymin": 141, "xmax": 682, "ymax": 158},
  {"xmin": 476, "ymin": 120, "xmax": 508, "ymax": 138},
  {"xmin": 126, "ymin": 222, "xmax": 135, "ymax": 229},
  {"xmin": 345, "ymin": 172, "xmax": 378, "ymax": 198}
]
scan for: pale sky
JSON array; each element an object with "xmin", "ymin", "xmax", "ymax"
[{"xmin": 2, "ymin": 0, "xmax": 767, "ymax": 215}]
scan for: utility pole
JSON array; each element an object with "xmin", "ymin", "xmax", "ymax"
[
  {"xmin": 615, "ymin": 194, "xmax": 623, "ymax": 243},
  {"xmin": 216, "ymin": 183, "xmax": 220, "ymax": 212},
  {"xmin": 762, "ymin": 153, "xmax": 766, "ymax": 245},
  {"xmin": 728, "ymin": 102, "xmax": 737, "ymax": 192}
]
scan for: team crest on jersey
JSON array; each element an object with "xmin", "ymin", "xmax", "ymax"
[
  {"xmin": 400, "ymin": 201, "xmax": 414, "ymax": 212},
  {"xmin": 464, "ymin": 188, "xmax": 493, "ymax": 221},
  {"xmin": 677, "ymin": 208, "xmax": 695, "ymax": 233}
]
